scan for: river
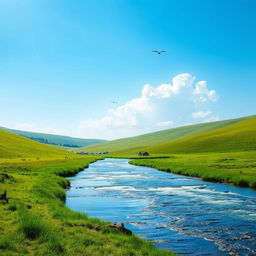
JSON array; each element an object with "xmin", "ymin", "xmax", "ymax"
[{"xmin": 66, "ymin": 158, "xmax": 256, "ymax": 256}]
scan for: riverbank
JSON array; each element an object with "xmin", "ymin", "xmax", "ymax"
[
  {"xmin": 129, "ymin": 151, "xmax": 256, "ymax": 189},
  {"xmin": 66, "ymin": 158, "xmax": 256, "ymax": 255},
  {"xmin": 0, "ymin": 157, "xmax": 175, "ymax": 256}
]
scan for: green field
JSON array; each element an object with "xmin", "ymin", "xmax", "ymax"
[
  {"xmin": 0, "ymin": 129, "xmax": 73, "ymax": 160},
  {"xmin": 78, "ymin": 115, "xmax": 256, "ymax": 189},
  {"xmin": 1, "ymin": 127, "xmax": 106, "ymax": 148},
  {"xmin": 146, "ymin": 116, "xmax": 256, "ymax": 154},
  {"xmin": 77, "ymin": 116, "xmax": 248, "ymax": 154},
  {"xmin": 0, "ymin": 130, "xmax": 174, "ymax": 256}
]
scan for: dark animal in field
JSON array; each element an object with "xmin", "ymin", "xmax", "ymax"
[
  {"xmin": 152, "ymin": 50, "xmax": 166, "ymax": 54},
  {"xmin": 139, "ymin": 152, "xmax": 149, "ymax": 156},
  {"xmin": 0, "ymin": 190, "xmax": 8, "ymax": 203},
  {"xmin": 109, "ymin": 223, "xmax": 132, "ymax": 235}
]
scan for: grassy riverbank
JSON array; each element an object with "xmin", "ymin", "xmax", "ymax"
[
  {"xmin": 129, "ymin": 151, "xmax": 256, "ymax": 188},
  {"xmin": 0, "ymin": 157, "xmax": 174, "ymax": 256},
  {"xmin": 0, "ymin": 129, "xmax": 174, "ymax": 256}
]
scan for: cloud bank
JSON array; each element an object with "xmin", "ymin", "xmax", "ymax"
[{"xmin": 78, "ymin": 73, "xmax": 219, "ymax": 139}]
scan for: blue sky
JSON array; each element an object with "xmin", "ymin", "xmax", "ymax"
[{"xmin": 0, "ymin": 0, "xmax": 255, "ymax": 139}]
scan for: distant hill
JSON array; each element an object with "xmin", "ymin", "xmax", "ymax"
[
  {"xmin": 147, "ymin": 115, "xmax": 256, "ymax": 154},
  {"xmin": 0, "ymin": 127, "xmax": 106, "ymax": 148},
  {"xmin": 76, "ymin": 116, "xmax": 249, "ymax": 154},
  {"xmin": 0, "ymin": 129, "xmax": 74, "ymax": 159}
]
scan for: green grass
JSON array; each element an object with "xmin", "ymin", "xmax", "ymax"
[
  {"xmin": 0, "ymin": 128, "xmax": 75, "ymax": 159},
  {"xmin": 1, "ymin": 114, "xmax": 255, "ymax": 255},
  {"xmin": 76, "ymin": 115, "xmax": 249, "ymax": 154},
  {"xmin": 147, "ymin": 116, "xmax": 256, "ymax": 154},
  {"xmin": 1, "ymin": 127, "xmax": 106, "ymax": 148},
  {"xmin": 0, "ymin": 130, "xmax": 174, "ymax": 256},
  {"xmin": 130, "ymin": 151, "xmax": 256, "ymax": 188},
  {"xmin": 0, "ymin": 157, "xmax": 174, "ymax": 256}
]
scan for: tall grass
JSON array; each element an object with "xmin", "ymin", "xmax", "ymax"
[
  {"xmin": 18, "ymin": 205, "xmax": 64, "ymax": 253},
  {"xmin": 0, "ymin": 157, "xmax": 175, "ymax": 255}
]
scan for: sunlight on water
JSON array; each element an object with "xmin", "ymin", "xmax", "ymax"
[{"xmin": 66, "ymin": 158, "xmax": 256, "ymax": 256}]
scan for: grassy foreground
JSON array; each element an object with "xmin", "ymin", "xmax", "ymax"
[
  {"xmin": 130, "ymin": 151, "xmax": 256, "ymax": 188},
  {"xmin": 0, "ymin": 157, "xmax": 174, "ymax": 256}
]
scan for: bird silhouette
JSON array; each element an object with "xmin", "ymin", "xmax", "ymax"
[
  {"xmin": 152, "ymin": 50, "xmax": 166, "ymax": 55},
  {"xmin": 110, "ymin": 100, "xmax": 118, "ymax": 104}
]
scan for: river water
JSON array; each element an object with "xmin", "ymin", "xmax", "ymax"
[{"xmin": 66, "ymin": 158, "xmax": 256, "ymax": 256}]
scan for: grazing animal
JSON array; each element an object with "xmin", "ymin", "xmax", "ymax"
[
  {"xmin": 152, "ymin": 50, "xmax": 166, "ymax": 55},
  {"xmin": 0, "ymin": 190, "xmax": 8, "ymax": 203}
]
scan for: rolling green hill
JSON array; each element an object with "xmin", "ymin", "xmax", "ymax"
[
  {"xmin": 77, "ymin": 116, "xmax": 249, "ymax": 154},
  {"xmin": 147, "ymin": 115, "xmax": 256, "ymax": 154},
  {"xmin": 1, "ymin": 127, "xmax": 106, "ymax": 148},
  {"xmin": 0, "ymin": 128, "xmax": 74, "ymax": 159}
]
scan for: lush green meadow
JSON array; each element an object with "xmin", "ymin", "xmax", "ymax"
[
  {"xmin": 0, "ymin": 158, "xmax": 174, "ymax": 256},
  {"xmin": 0, "ymin": 129, "xmax": 73, "ymax": 159},
  {"xmin": 77, "ymin": 116, "xmax": 247, "ymax": 154},
  {"xmin": 146, "ymin": 116, "xmax": 256, "ymax": 154},
  {"xmin": 1, "ymin": 113, "xmax": 255, "ymax": 255},
  {"xmin": 1, "ymin": 127, "xmax": 105, "ymax": 148},
  {"xmin": 0, "ymin": 130, "xmax": 174, "ymax": 256}
]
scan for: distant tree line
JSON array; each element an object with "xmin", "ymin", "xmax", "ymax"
[{"xmin": 25, "ymin": 136, "xmax": 80, "ymax": 148}]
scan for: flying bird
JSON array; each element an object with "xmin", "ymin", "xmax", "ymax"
[
  {"xmin": 152, "ymin": 50, "xmax": 166, "ymax": 55},
  {"xmin": 110, "ymin": 100, "xmax": 118, "ymax": 104}
]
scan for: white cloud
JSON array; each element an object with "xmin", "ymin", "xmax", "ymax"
[
  {"xmin": 80, "ymin": 73, "xmax": 196, "ymax": 131},
  {"xmin": 80, "ymin": 96, "xmax": 151, "ymax": 129},
  {"xmin": 203, "ymin": 115, "xmax": 220, "ymax": 122},
  {"xmin": 141, "ymin": 73, "xmax": 195, "ymax": 98},
  {"xmin": 193, "ymin": 81, "xmax": 218, "ymax": 102},
  {"xmin": 78, "ymin": 73, "xmax": 219, "ymax": 139},
  {"xmin": 157, "ymin": 121, "xmax": 174, "ymax": 127},
  {"xmin": 192, "ymin": 111, "xmax": 212, "ymax": 119},
  {"xmin": 12, "ymin": 123, "xmax": 64, "ymax": 135},
  {"xmin": 192, "ymin": 111, "xmax": 220, "ymax": 123}
]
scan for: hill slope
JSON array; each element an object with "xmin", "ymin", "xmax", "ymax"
[
  {"xmin": 0, "ymin": 129, "xmax": 74, "ymax": 159},
  {"xmin": 147, "ymin": 115, "xmax": 256, "ymax": 153},
  {"xmin": 77, "ymin": 116, "xmax": 248, "ymax": 154},
  {"xmin": 1, "ymin": 127, "xmax": 105, "ymax": 148}
]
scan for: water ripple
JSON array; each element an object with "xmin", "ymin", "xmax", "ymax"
[{"xmin": 66, "ymin": 158, "xmax": 256, "ymax": 256}]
